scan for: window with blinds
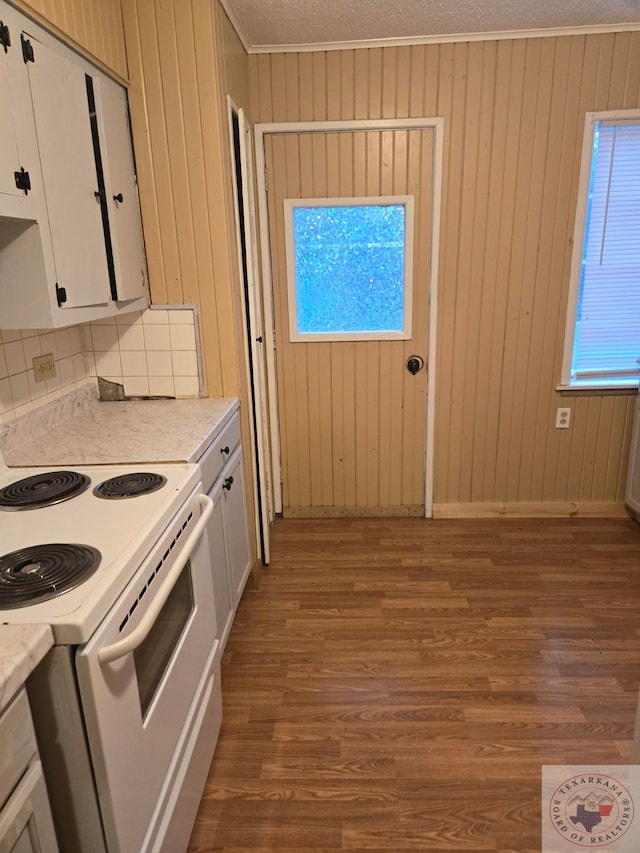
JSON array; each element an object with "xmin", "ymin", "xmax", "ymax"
[{"xmin": 564, "ymin": 116, "xmax": 640, "ymax": 388}]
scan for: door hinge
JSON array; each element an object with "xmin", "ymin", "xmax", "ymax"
[
  {"xmin": 21, "ymin": 34, "xmax": 34, "ymax": 63},
  {"xmin": 0, "ymin": 21, "xmax": 10, "ymax": 53},
  {"xmin": 14, "ymin": 167, "xmax": 31, "ymax": 194},
  {"xmin": 55, "ymin": 284, "xmax": 67, "ymax": 307}
]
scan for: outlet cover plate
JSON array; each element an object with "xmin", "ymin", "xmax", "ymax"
[{"xmin": 33, "ymin": 353, "xmax": 56, "ymax": 384}]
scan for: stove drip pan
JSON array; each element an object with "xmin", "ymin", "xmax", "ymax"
[
  {"xmin": 93, "ymin": 472, "xmax": 168, "ymax": 499},
  {"xmin": 0, "ymin": 544, "xmax": 102, "ymax": 608},
  {"xmin": 0, "ymin": 471, "xmax": 91, "ymax": 511}
]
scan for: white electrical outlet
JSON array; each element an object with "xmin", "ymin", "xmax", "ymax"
[
  {"xmin": 33, "ymin": 353, "xmax": 56, "ymax": 384},
  {"xmin": 556, "ymin": 407, "xmax": 571, "ymax": 429}
]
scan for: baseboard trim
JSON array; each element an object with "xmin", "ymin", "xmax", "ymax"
[
  {"xmin": 433, "ymin": 501, "xmax": 629, "ymax": 519},
  {"xmin": 283, "ymin": 505, "xmax": 425, "ymax": 518}
]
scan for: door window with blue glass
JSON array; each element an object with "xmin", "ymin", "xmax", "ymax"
[{"xmin": 284, "ymin": 196, "xmax": 414, "ymax": 342}]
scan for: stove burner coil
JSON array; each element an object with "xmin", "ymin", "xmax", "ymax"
[
  {"xmin": 0, "ymin": 544, "xmax": 101, "ymax": 608},
  {"xmin": 93, "ymin": 472, "xmax": 167, "ymax": 499},
  {"xmin": 0, "ymin": 471, "xmax": 91, "ymax": 510}
]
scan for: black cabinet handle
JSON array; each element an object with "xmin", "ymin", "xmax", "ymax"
[
  {"xmin": 220, "ymin": 445, "xmax": 230, "ymax": 455},
  {"xmin": 113, "ymin": 192, "xmax": 124, "ymax": 203},
  {"xmin": 223, "ymin": 476, "xmax": 234, "ymax": 491}
]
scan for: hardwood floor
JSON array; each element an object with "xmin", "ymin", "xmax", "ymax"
[{"xmin": 188, "ymin": 516, "xmax": 640, "ymax": 852}]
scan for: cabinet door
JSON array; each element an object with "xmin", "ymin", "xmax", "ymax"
[
  {"xmin": 94, "ymin": 78, "xmax": 147, "ymax": 302},
  {"xmin": 0, "ymin": 33, "xmax": 22, "ymax": 199},
  {"xmin": 23, "ymin": 31, "xmax": 111, "ymax": 308},
  {"xmin": 221, "ymin": 448, "xmax": 252, "ymax": 608},
  {"xmin": 0, "ymin": 761, "xmax": 59, "ymax": 853},
  {"xmin": 207, "ymin": 478, "xmax": 233, "ymax": 651}
]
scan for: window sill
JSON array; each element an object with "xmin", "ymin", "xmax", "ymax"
[{"xmin": 556, "ymin": 382, "xmax": 639, "ymax": 395}]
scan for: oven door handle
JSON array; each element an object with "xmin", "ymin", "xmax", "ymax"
[{"xmin": 97, "ymin": 493, "xmax": 214, "ymax": 666}]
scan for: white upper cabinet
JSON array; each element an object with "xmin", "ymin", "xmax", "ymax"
[
  {"xmin": 0, "ymin": 24, "xmax": 23, "ymax": 200},
  {"xmin": 0, "ymin": 14, "xmax": 41, "ymax": 215},
  {"xmin": 94, "ymin": 79, "xmax": 147, "ymax": 303},
  {"xmin": 0, "ymin": 1, "xmax": 148, "ymax": 329},
  {"xmin": 24, "ymin": 32, "xmax": 112, "ymax": 309}
]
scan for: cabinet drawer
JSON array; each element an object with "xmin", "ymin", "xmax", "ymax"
[
  {"xmin": 198, "ymin": 413, "xmax": 241, "ymax": 493},
  {"xmin": 0, "ymin": 689, "xmax": 37, "ymax": 808}
]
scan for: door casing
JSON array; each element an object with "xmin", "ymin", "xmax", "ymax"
[
  {"xmin": 227, "ymin": 97, "xmax": 273, "ymax": 563},
  {"xmin": 254, "ymin": 117, "xmax": 444, "ymax": 517}
]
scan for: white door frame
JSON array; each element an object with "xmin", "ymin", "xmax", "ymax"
[
  {"xmin": 227, "ymin": 97, "xmax": 273, "ymax": 562},
  {"xmin": 254, "ymin": 117, "xmax": 444, "ymax": 518}
]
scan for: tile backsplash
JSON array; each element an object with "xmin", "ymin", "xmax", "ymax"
[
  {"xmin": 84, "ymin": 306, "xmax": 201, "ymax": 400},
  {"xmin": 0, "ymin": 325, "xmax": 89, "ymax": 422},
  {"xmin": 0, "ymin": 306, "xmax": 202, "ymax": 423}
]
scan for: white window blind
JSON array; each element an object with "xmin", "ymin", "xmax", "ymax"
[{"xmin": 571, "ymin": 120, "xmax": 640, "ymax": 383}]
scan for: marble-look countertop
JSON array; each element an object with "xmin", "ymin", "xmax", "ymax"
[
  {"xmin": 0, "ymin": 625, "xmax": 53, "ymax": 711},
  {"xmin": 3, "ymin": 395, "xmax": 239, "ymax": 467}
]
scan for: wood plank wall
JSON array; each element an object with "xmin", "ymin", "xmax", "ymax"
[
  {"xmin": 120, "ymin": 0, "xmax": 257, "ymax": 547},
  {"xmin": 12, "ymin": 3, "xmax": 637, "ymax": 516},
  {"xmin": 12, "ymin": 0, "xmax": 128, "ymax": 79},
  {"xmin": 248, "ymin": 36, "xmax": 640, "ymax": 512},
  {"xmin": 121, "ymin": 0, "xmax": 249, "ymax": 399}
]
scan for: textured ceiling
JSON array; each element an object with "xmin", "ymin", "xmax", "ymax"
[{"xmin": 223, "ymin": 0, "xmax": 640, "ymax": 51}]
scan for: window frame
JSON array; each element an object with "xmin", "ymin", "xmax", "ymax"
[
  {"xmin": 559, "ymin": 109, "xmax": 640, "ymax": 391},
  {"xmin": 283, "ymin": 195, "xmax": 415, "ymax": 343}
]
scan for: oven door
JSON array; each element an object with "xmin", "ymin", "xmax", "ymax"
[{"xmin": 75, "ymin": 486, "xmax": 218, "ymax": 853}]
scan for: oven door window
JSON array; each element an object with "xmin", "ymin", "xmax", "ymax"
[{"xmin": 133, "ymin": 563, "xmax": 194, "ymax": 718}]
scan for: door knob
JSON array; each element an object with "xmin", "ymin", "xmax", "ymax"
[
  {"xmin": 406, "ymin": 355, "xmax": 424, "ymax": 375},
  {"xmin": 113, "ymin": 192, "xmax": 124, "ymax": 203}
]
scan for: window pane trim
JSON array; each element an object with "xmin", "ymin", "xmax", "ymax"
[
  {"xmin": 561, "ymin": 110, "xmax": 640, "ymax": 390},
  {"xmin": 284, "ymin": 195, "xmax": 414, "ymax": 342}
]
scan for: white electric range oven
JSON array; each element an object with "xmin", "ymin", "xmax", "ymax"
[{"xmin": 0, "ymin": 459, "xmax": 222, "ymax": 853}]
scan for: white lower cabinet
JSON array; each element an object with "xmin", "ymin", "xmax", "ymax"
[
  {"xmin": 0, "ymin": 690, "xmax": 58, "ymax": 853},
  {"xmin": 206, "ymin": 477, "xmax": 234, "ymax": 651},
  {"xmin": 221, "ymin": 447, "xmax": 253, "ymax": 609},
  {"xmin": 200, "ymin": 413, "xmax": 253, "ymax": 655}
]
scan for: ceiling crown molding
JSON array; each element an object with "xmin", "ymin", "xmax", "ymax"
[
  {"xmin": 219, "ymin": 0, "xmax": 253, "ymax": 53},
  {"xmin": 218, "ymin": 1, "xmax": 640, "ymax": 56}
]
